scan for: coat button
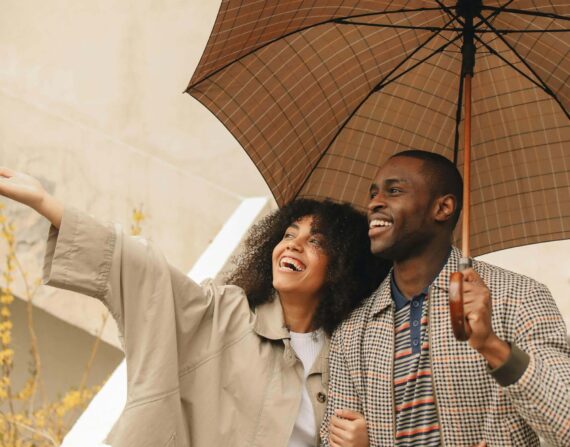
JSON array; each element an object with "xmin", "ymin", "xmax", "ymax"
[{"xmin": 316, "ymin": 392, "xmax": 326, "ymax": 403}]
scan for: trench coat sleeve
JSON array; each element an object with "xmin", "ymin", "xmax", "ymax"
[
  {"xmin": 41, "ymin": 207, "xmax": 227, "ymax": 346},
  {"xmin": 42, "ymin": 207, "xmax": 124, "ymax": 322},
  {"xmin": 502, "ymin": 282, "xmax": 570, "ymax": 447},
  {"xmin": 319, "ymin": 327, "xmax": 363, "ymax": 447}
]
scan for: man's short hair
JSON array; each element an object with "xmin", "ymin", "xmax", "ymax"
[{"xmin": 390, "ymin": 150, "xmax": 463, "ymax": 227}]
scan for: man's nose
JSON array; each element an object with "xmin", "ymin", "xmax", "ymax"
[{"xmin": 368, "ymin": 195, "xmax": 386, "ymax": 213}]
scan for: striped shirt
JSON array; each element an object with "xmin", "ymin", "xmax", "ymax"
[{"xmin": 392, "ymin": 277, "xmax": 440, "ymax": 446}]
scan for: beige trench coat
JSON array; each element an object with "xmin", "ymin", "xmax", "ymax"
[{"xmin": 42, "ymin": 208, "xmax": 330, "ymax": 447}]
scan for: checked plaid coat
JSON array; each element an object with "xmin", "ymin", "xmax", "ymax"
[{"xmin": 321, "ymin": 248, "xmax": 570, "ymax": 446}]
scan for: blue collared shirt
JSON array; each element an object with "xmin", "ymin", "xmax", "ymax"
[{"xmin": 391, "ymin": 275, "xmax": 429, "ymax": 354}]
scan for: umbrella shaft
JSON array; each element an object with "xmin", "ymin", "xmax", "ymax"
[{"xmin": 462, "ymin": 74, "xmax": 472, "ymax": 258}]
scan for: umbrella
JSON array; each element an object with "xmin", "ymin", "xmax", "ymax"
[{"xmin": 185, "ymin": 0, "xmax": 570, "ymax": 339}]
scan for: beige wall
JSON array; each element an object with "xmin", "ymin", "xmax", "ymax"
[
  {"xmin": 479, "ymin": 240, "xmax": 570, "ymax": 330},
  {"xmin": 0, "ymin": 0, "xmax": 270, "ymax": 349}
]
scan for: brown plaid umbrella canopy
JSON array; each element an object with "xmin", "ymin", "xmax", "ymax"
[{"xmin": 186, "ymin": 0, "xmax": 569, "ymax": 258}]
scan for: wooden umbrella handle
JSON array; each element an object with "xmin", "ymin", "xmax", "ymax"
[{"xmin": 449, "ymin": 258, "xmax": 472, "ymax": 341}]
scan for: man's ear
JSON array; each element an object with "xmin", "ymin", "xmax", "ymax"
[{"xmin": 433, "ymin": 194, "xmax": 457, "ymax": 223}]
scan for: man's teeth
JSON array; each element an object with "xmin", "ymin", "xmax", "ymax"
[
  {"xmin": 279, "ymin": 257, "xmax": 306, "ymax": 272},
  {"xmin": 370, "ymin": 219, "xmax": 393, "ymax": 229}
]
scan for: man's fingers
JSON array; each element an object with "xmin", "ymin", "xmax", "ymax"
[
  {"xmin": 335, "ymin": 408, "xmax": 365, "ymax": 421},
  {"xmin": 462, "ymin": 267, "xmax": 486, "ymax": 284}
]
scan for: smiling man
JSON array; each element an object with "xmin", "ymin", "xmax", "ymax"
[{"xmin": 321, "ymin": 150, "xmax": 570, "ymax": 446}]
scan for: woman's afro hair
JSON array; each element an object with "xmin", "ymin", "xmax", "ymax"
[{"xmin": 227, "ymin": 198, "xmax": 390, "ymax": 334}]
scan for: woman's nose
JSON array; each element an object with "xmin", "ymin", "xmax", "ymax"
[{"xmin": 287, "ymin": 238, "xmax": 302, "ymax": 251}]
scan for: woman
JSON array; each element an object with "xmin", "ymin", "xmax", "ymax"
[{"xmin": 0, "ymin": 168, "xmax": 388, "ymax": 447}]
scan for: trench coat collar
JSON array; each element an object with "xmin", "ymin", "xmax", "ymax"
[
  {"xmin": 253, "ymin": 297, "xmax": 332, "ymax": 365},
  {"xmin": 253, "ymin": 296, "xmax": 290, "ymax": 340},
  {"xmin": 371, "ymin": 246, "xmax": 462, "ymax": 316}
]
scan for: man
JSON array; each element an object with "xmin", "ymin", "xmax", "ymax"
[{"xmin": 321, "ymin": 150, "xmax": 570, "ymax": 446}]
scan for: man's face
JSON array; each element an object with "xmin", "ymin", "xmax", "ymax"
[{"xmin": 367, "ymin": 156, "xmax": 436, "ymax": 261}]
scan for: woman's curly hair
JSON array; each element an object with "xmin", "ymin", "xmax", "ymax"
[{"xmin": 227, "ymin": 199, "xmax": 390, "ymax": 335}]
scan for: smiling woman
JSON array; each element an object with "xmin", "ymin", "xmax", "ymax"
[
  {"xmin": 229, "ymin": 199, "xmax": 388, "ymax": 335},
  {"xmin": 0, "ymin": 169, "xmax": 389, "ymax": 447}
]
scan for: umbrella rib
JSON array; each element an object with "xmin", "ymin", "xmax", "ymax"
[
  {"xmin": 477, "ymin": 0, "xmax": 516, "ymax": 27},
  {"xmin": 473, "ymin": 33, "xmax": 564, "ymax": 98},
  {"xmin": 481, "ymin": 6, "xmax": 570, "ymax": 22},
  {"xmin": 482, "ymin": 29, "xmax": 570, "ymax": 34},
  {"xmin": 186, "ymin": 7, "xmax": 450, "ymax": 90},
  {"xmin": 433, "ymin": 0, "xmax": 464, "ymax": 26},
  {"xmin": 336, "ymin": 20, "xmax": 461, "ymax": 32},
  {"xmin": 477, "ymin": 14, "xmax": 570, "ymax": 119},
  {"xmin": 294, "ymin": 33, "xmax": 461, "ymax": 198},
  {"xmin": 376, "ymin": 34, "xmax": 462, "ymax": 91},
  {"xmin": 336, "ymin": 20, "xmax": 568, "ymax": 34},
  {"xmin": 372, "ymin": 15, "xmax": 457, "ymax": 92}
]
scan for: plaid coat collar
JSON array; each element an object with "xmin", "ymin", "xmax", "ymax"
[{"xmin": 370, "ymin": 246, "xmax": 461, "ymax": 317}]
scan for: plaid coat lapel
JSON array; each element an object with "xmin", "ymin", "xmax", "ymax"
[
  {"xmin": 362, "ymin": 276, "xmax": 397, "ymax": 442},
  {"xmin": 429, "ymin": 247, "xmax": 504, "ymax": 445}
]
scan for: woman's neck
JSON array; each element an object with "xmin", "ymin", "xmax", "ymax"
[{"xmin": 279, "ymin": 293, "xmax": 319, "ymax": 333}]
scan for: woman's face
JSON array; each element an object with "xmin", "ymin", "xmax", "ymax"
[{"xmin": 271, "ymin": 215, "xmax": 329, "ymax": 301}]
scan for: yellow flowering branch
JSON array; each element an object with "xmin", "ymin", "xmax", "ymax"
[{"xmin": 0, "ymin": 202, "xmax": 146, "ymax": 446}]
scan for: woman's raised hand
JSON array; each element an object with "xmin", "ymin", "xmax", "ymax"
[
  {"xmin": 0, "ymin": 167, "xmax": 47, "ymax": 208},
  {"xmin": 329, "ymin": 409, "xmax": 369, "ymax": 447},
  {"xmin": 0, "ymin": 167, "xmax": 63, "ymax": 228}
]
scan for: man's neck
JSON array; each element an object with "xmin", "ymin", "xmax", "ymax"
[{"xmin": 392, "ymin": 242, "xmax": 451, "ymax": 300}]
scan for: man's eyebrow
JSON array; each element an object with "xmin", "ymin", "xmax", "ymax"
[
  {"xmin": 384, "ymin": 178, "xmax": 408, "ymax": 186},
  {"xmin": 370, "ymin": 178, "xmax": 408, "ymax": 191}
]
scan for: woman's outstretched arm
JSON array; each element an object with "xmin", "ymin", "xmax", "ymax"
[{"xmin": 0, "ymin": 167, "xmax": 63, "ymax": 228}]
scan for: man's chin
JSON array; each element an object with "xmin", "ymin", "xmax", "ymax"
[{"xmin": 370, "ymin": 241, "xmax": 394, "ymax": 260}]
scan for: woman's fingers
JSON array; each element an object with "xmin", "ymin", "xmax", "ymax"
[
  {"xmin": 0, "ymin": 168, "xmax": 62, "ymax": 228},
  {"xmin": 335, "ymin": 409, "xmax": 365, "ymax": 421},
  {"xmin": 329, "ymin": 431, "xmax": 344, "ymax": 447},
  {"xmin": 329, "ymin": 410, "xmax": 369, "ymax": 447},
  {"xmin": 330, "ymin": 417, "xmax": 351, "ymax": 440},
  {"xmin": 0, "ymin": 167, "xmax": 15, "ymax": 179},
  {"xmin": 0, "ymin": 170, "xmax": 45, "ymax": 206}
]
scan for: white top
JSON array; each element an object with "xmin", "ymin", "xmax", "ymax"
[{"xmin": 288, "ymin": 329, "xmax": 325, "ymax": 447}]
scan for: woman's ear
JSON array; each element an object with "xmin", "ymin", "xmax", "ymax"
[{"xmin": 433, "ymin": 194, "xmax": 457, "ymax": 223}]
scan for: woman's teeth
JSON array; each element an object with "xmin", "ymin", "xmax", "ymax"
[{"xmin": 279, "ymin": 257, "xmax": 306, "ymax": 272}]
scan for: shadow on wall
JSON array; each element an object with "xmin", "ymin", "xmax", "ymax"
[{"xmin": 3, "ymin": 295, "xmax": 123, "ymax": 425}]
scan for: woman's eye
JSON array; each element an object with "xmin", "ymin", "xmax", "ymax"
[
  {"xmin": 283, "ymin": 232, "xmax": 294, "ymax": 239},
  {"xmin": 310, "ymin": 238, "xmax": 322, "ymax": 247}
]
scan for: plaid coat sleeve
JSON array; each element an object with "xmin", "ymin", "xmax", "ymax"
[
  {"xmin": 320, "ymin": 326, "xmax": 364, "ymax": 447},
  {"xmin": 503, "ymin": 281, "xmax": 570, "ymax": 447}
]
